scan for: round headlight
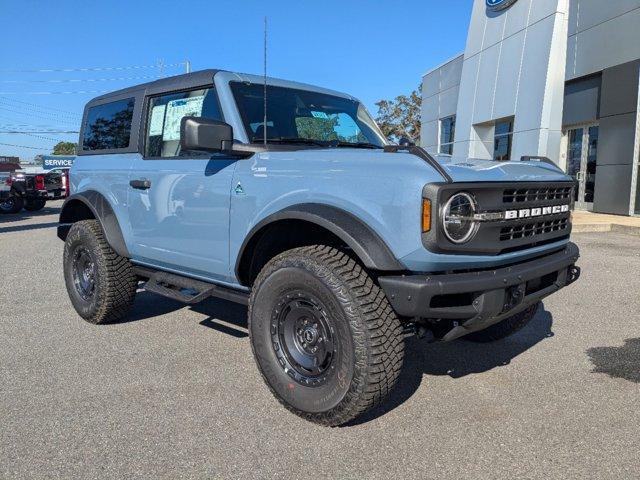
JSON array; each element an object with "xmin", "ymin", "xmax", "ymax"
[{"xmin": 442, "ymin": 192, "xmax": 478, "ymax": 244}]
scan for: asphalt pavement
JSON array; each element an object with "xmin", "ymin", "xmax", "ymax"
[{"xmin": 1, "ymin": 201, "xmax": 639, "ymax": 479}]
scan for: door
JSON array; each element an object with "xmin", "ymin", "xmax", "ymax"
[
  {"xmin": 128, "ymin": 86, "xmax": 238, "ymax": 283},
  {"xmin": 565, "ymin": 124, "xmax": 598, "ymax": 211}
]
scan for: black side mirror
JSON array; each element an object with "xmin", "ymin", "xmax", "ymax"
[
  {"xmin": 399, "ymin": 136, "xmax": 415, "ymax": 147},
  {"xmin": 180, "ymin": 117, "xmax": 233, "ymax": 153}
]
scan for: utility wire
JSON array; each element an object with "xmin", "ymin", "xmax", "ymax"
[
  {"xmin": 0, "ymin": 90, "xmax": 107, "ymax": 96},
  {"xmin": 0, "ymin": 75, "xmax": 160, "ymax": 84},
  {"xmin": 0, "ymin": 105, "xmax": 79, "ymax": 124},
  {"xmin": 16, "ymin": 132, "xmax": 67, "ymax": 142},
  {"xmin": 0, "ymin": 141, "xmax": 53, "ymax": 150},
  {"xmin": 0, "ymin": 63, "xmax": 184, "ymax": 73},
  {"xmin": 0, "ymin": 131, "xmax": 79, "ymax": 134},
  {"xmin": 0, "ymin": 96, "xmax": 82, "ymax": 117}
]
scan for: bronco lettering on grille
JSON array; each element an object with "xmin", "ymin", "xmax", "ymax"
[{"xmin": 504, "ymin": 204, "xmax": 570, "ymax": 220}]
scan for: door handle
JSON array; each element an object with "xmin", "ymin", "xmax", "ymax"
[{"xmin": 130, "ymin": 179, "xmax": 151, "ymax": 190}]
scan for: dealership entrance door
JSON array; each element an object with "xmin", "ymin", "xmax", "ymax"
[{"xmin": 565, "ymin": 124, "xmax": 599, "ymax": 211}]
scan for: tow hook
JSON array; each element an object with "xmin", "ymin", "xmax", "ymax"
[
  {"xmin": 403, "ymin": 321, "xmax": 435, "ymax": 342},
  {"xmin": 567, "ymin": 265, "xmax": 581, "ymax": 285},
  {"xmin": 502, "ymin": 285, "xmax": 525, "ymax": 313}
]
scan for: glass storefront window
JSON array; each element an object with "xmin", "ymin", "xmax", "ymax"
[
  {"xmin": 439, "ymin": 116, "xmax": 456, "ymax": 155},
  {"xmin": 493, "ymin": 118, "xmax": 514, "ymax": 161}
]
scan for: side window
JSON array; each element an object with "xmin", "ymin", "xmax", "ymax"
[
  {"xmin": 144, "ymin": 87, "xmax": 223, "ymax": 158},
  {"xmin": 82, "ymin": 97, "xmax": 135, "ymax": 151}
]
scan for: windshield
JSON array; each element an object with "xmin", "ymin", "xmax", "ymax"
[{"xmin": 230, "ymin": 82, "xmax": 387, "ymax": 148}]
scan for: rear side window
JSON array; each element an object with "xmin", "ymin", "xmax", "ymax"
[
  {"xmin": 144, "ymin": 87, "xmax": 223, "ymax": 158},
  {"xmin": 82, "ymin": 98, "xmax": 135, "ymax": 151}
]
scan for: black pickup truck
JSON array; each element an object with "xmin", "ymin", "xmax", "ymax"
[{"xmin": 0, "ymin": 170, "xmax": 67, "ymax": 214}]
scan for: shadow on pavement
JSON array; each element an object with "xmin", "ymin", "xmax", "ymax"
[
  {"xmin": 586, "ymin": 338, "xmax": 640, "ymax": 383},
  {"xmin": 124, "ymin": 291, "xmax": 248, "ymax": 338},
  {"xmin": 0, "ymin": 221, "xmax": 59, "ymax": 234},
  {"xmin": 348, "ymin": 306, "xmax": 555, "ymax": 426},
  {"xmin": 0, "ymin": 205, "xmax": 61, "ymax": 224},
  {"xmin": 120, "ymin": 290, "xmax": 556, "ymax": 425}
]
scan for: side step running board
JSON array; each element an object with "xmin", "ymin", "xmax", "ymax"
[{"xmin": 134, "ymin": 266, "xmax": 249, "ymax": 305}]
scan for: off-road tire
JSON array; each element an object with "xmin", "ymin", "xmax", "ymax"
[
  {"xmin": 464, "ymin": 302, "xmax": 540, "ymax": 343},
  {"xmin": 0, "ymin": 195, "xmax": 24, "ymax": 214},
  {"xmin": 63, "ymin": 220, "xmax": 137, "ymax": 324},
  {"xmin": 24, "ymin": 198, "xmax": 47, "ymax": 211},
  {"xmin": 248, "ymin": 245, "xmax": 405, "ymax": 427}
]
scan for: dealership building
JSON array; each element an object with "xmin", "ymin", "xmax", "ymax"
[{"xmin": 421, "ymin": 0, "xmax": 640, "ymax": 216}]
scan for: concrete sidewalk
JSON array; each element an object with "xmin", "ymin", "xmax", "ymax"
[{"xmin": 572, "ymin": 210, "xmax": 640, "ymax": 235}]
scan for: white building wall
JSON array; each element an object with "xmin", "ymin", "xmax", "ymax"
[
  {"xmin": 421, "ymin": 55, "xmax": 463, "ymax": 153},
  {"xmin": 454, "ymin": 0, "xmax": 570, "ymax": 163},
  {"xmin": 567, "ymin": 0, "xmax": 640, "ymax": 80}
]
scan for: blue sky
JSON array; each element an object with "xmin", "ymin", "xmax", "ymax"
[{"xmin": 0, "ymin": 0, "xmax": 472, "ymax": 159}]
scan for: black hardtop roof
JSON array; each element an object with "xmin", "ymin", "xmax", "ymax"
[{"xmin": 87, "ymin": 69, "xmax": 224, "ymax": 104}]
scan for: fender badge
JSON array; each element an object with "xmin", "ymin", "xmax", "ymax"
[{"xmin": 234, "ymin": 182, "xmax": 245, "ymax": 195}]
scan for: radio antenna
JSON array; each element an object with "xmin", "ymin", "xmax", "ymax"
[{"xmin": 263, "ymin": 16, "xmax": 268, "ymax": 146}]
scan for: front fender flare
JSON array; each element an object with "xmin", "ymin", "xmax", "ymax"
[
  {"xmin": 58, "ymin": 191, "xmax": 130, "ymax": 258},
  {"xmin": 235, "ymin": 203, "xmax": 405, "ymax": 279}
]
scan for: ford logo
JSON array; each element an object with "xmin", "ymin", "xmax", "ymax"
[{"xmin": 486, "ymin": 0, "xmax": 518, "ymax": 12}]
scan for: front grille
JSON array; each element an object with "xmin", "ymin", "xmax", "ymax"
[
  {"xmin": 423, "ymin": 181, "xmax": 575, "ymax": 255},
  {"xmin": 500, "ymin": 218, "xmax": 570, "ymax": 242},
  {"xmin": 503, "ymin": 186, "xmax": 572, "ymax": 203}
]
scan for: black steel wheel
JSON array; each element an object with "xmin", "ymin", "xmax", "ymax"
[
  {"xmin": 249, "ymin": 245, "xmax": 404, "ymax": 427},
  {"xmin": 271, "ymin": 291, "xmax": 337, "ymax": 387},
  {"xmin": 71, "ymin": 245, "xmax": 97, "ymax": 301}
]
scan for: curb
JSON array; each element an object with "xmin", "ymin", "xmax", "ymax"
[
  {"xmin": 573, "ymin": 223, "xmax": 640, "ymax": 235},
  {"xmin": 611, "ymin": 224, "xmax": 640, "ymax": 236},
  {"xmin": 572, "ymin": 224, "xmax": 612, "ymax": 233}
]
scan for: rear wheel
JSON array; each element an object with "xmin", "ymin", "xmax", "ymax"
[
  {"xmin": 464, "ymin": 303, "xmax": 540, "ymax": 343},
  {"xmin": 0, "ymin": 195, "xmax": 24, "ymax": 214},
  {"xmin": 248, "ymin": 245, "xmax": 404, "ymax": 426},
  {"xmin": 24, "ymin": 198, "xmax": 47, "ymax": 211},
  {"xmin": 63, "ymin": 220, "xmax": 137, "ymax": 324}
]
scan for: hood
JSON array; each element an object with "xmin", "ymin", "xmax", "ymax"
[
  {"xmin": 261, "ymin": 148, "xmax": 571, "ymax": 184},
  {"xmin": 437, "ymin": 156, "xmax": 571, "ymax": 183}
]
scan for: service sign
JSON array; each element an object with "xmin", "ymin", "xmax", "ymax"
[{"xmin": 42, "ymin": 156, "xmax": 75, "ymax": 170}]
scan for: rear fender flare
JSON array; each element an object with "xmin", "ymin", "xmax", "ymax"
[{"xmin": 58, "ymin": 190, "xmax": 129, "ymax": 258}]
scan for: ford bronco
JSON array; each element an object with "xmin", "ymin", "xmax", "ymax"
[{"xmin": 58, "ymin": 70, "xmax": 580, "ymax": 426}]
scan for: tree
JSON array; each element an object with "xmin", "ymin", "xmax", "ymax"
[
  {"xmin": 52, "ymin": 141, "xmax": 77, "ymax": 155},
  {"xmin": 295, "ymin": 116, "xmax": 339, "ymax": 142},
  {"xmin": 375, "ymin": 85, "xmax": 422, "ymax": 143}
]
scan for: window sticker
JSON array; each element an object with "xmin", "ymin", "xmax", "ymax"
[
  {"xmin": 149, "ymin": 105, "xmax": 166, "ymax": 136},
  {"xmin": 163, "ymin": 95, "xmax": 205, "ymax": 141},
  {"xmin": 311, "ymin": 111, "xmax": 329, "ymax": 119}
]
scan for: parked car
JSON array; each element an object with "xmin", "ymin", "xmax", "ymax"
[
  {"xmin": 57, "ymin": 69, "xmax": 581, "ymax": 426},
  {"xmin": 0, "ymin": 173, "xmax": 12, "ymax": 210},
  {"xmin": 0, "ymin": 170, "xmax": 65, "ymax": 214}
]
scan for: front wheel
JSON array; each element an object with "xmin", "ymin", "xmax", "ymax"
[
  {"xmin": 248, "ymin": 245, "xmax": 405, "ymax": 426},
  {"xmin": 0, "ymin": 195, "xmax": 24, "ymax": 214},
  {"xmin": 63, "ymin": 220, "xmax": 138, "ymax": 324}
]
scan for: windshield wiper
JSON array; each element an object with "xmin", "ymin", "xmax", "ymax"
[
  {"xmin": 327, "ymin": 140, "xmax": 383, "ymax": 149},
  {"xmin": 252, "ymin": 137, "xmax": 383, "ymax": 149},
  {"xmin": 252, "ymin": 137, "xmax": 327, "ymax": 147}
]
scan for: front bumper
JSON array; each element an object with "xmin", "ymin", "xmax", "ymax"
[{"xmin": 378, "ymin": 243, "xmax": 580, "ymax": 341}]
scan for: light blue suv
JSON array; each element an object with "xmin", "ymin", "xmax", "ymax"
[{"xmin": 58, "ymin": 69, "xmax": 580, "ymax": 426}]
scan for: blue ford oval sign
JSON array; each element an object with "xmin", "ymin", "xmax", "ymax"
[{"xmin": 486, "ymin": 0, "xmax": 518, "ymax": 12}]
